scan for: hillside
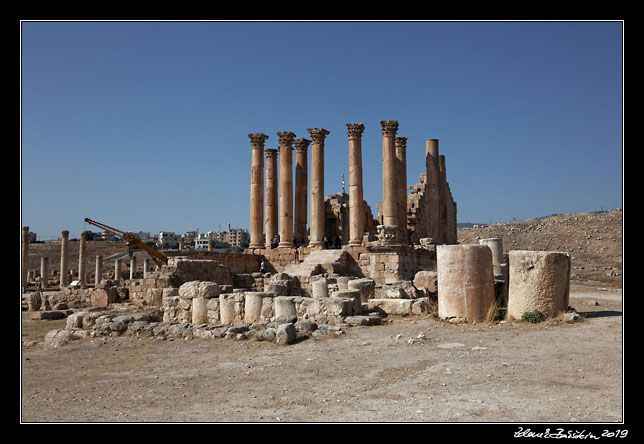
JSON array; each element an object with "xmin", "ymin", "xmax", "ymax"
[{"xmin": 458, "ymin": 209, "xmax": 622, "ymax": 288}]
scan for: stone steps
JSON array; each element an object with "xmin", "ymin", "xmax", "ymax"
[{"xmin": 283, "ymin": 249, "xmax": 347, "ymax": 276}]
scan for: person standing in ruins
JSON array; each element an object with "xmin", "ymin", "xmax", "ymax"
[{"xmin": 293, "ymin": 248, "xmax": 299, "ymax": 263}]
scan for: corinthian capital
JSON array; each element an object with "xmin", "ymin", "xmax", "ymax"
[
  {"xmin": 307, "ymin": 128, "xmax": 330, "ymax": 144},
  {"xmin": 294, "ymin": 138, "xmax": 311, "ymax": 152},
  {"xmin": 248, "ymin": 133, "xmax": 268, "ymax": 148},
  {"xmin": 380, "ymin": 120, "xmax": 399, "ymax": 136},
  {"xmin": 346, "ymin": 123, "xmax": 365, "ymax": 139},
  {"xmin": 265, "ymin": 148, "xmax": 278, "ymax": 158},
  {"xmin": 277, "ymin": 131, "xmax": 296, "ymax": 146},
  {"xmin": 395, "ymin": 136, "xmax": 408, "ymax": 147}
]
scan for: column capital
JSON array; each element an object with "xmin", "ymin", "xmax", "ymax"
[
  {"xmin": 307, "ymin": 128, "xmax": 330, "ymax": 144},
  {"xmin": 265, "ymin": 148, "xmax": 278, "ymax": 158},
  {"xmin": 294, "ymin": 138, "xmax": 311, "ymax": 152},
  {"xmin": 395, "ymin": 136, "xmax": 408, "ymax": 147},
  {"xmin": 248, "ymin": 133, "xmax": 268, "ymax": 148},
  {"xmin": 346, "ymin": 123, "xmax": 365, "ymax": 139},
  {"xmin": 277, "ymin": 131, "xmax": 296, "ymax": 146},
  {"xmin": 61, "ymin": 230, "xmax": 69, "ymax": 237},
  {"xmin": 380, "ymin": 120, "xmax": 399, "ymax": 136}
]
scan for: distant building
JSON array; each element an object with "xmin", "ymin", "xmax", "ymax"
[
  {"xmin": 158, "ymin": 231, "xmax": 179, "ymax": 248},
  {"xmin": 195, "ymin": 238, "xmax": 210, "ymax": 251}
]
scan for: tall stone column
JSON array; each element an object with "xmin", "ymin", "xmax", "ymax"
[
  {"xmin": 130, "ymin": 255, "xmax": 137, "ymax": 280},
  {"xmin": 278, "ymin": 131, "xmax": 296, "ymax": 248},
  {"xmin": 95, "ymin": 255, "xmax": 103, "ymax": 285},
  {"xmin": 380, "ymin": 120, "xmax": 399, "ymax": 227},
  {"xmin": 143, "ymin": 257, "xmax": 150, "ymax": 278},
  {"xmin": 248, "ymin": 133, "xmax": 268, "ymax": 249},
  {"xmin": 40, "ymin": 257, "xmax": 49, "ymax": 287},
  {"xmin": 395, "ymin": 136, "xmax": 408, "ymax": 244},
  {"xmin": 294, "ymin": 138, "xmax": 311, "ymax": 246},
  {"xmin": 347, "ymin": 123, "xmax": 365, "ymax": 246},
  {"xmin": 60, "ymin": 230, "xmax": 69, "ymax": 288},
  {"xmin": 307, "ymin": 128, "xmax": 330, "ymax": 249},
  {"xmin": 22, "ymin": 226, "xmax": 30, "ymax": 288},
  {"xmin": 439, "ymin": 155, "xmax": 448, "ymax": 243},
  {"xmin": 114, "ymin": 258, "xmax": 122, "ymax": 281},
  {"xmin": 425, "ymin": 139, "xmax": 441, "ymax": 242},
  {"xmin": 78, "ymin": 232, "xmax": 87, "ymax": 286},
  {"xmin": 264, "ymin": 148, "xmax": 279, "ymax": 248}
]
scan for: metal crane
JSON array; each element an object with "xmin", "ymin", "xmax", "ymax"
[{"xmin": 84, "ymin": 218, "xmax": 168, "ymax": 268}]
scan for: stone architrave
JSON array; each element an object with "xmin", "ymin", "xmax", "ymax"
[
  {"xmin": 294, "ymin": 138, "xmax": 311, "ymax": 246},
  {"xmin": 380, "ymin": 120, "xmax": 399, "ymax": 228},
  {"xmin": 307, "ymin": 128, "xmax": 330, "ymax": 249},
  {"xmin": 60, "ymin": 230, "xmax": 69, "ymax": 288},
  {"xmin": 425, "ymin": 139, "xmax": 440, "ymax": 242},
  {"xmin": 347, "ymin": 123, "xmax": 365, "ymax": 246},
  {"xmin": 277, "ymin": 131, "xmax": 296, "ymax": 248},
  {"xmin": 395, "ymin": 136, "xmax": 408, "ymax": 244},
  {"xmin": 264, "ymin": 148, "xmax": 279, "ymax": 248},
  {"xmin": 248, "ymin": 133, "xmax": 268, "ymax": 249}
]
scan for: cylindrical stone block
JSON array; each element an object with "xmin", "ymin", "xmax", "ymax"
[
  {"xmin": 312, "ymin": 278, "xmax": 328, "ymax": 299},
  {"xmin": 507, "ymin": 250, "xmax": 571, "ymax": 320},
  {"xmin": 219, "ymin": 294, "xmax": 236, "ymax": 325},
  {"xmin": 192, "ymin": 297, "xmax": 209, "ymax": 324},
  {"xmin": 244, "ymin": 292, "xmax": 271, "ymax": 323},
  {"xmin": 479, "ymin": 238, "xmax": 504, "ymax": 276},
  {"xmin": 274, "ymin": 296, "xmax": 297, "ymax": 319},
  {"xmin": 95, "ymin": 255, "xmax": 103, "ymax": 285},
  {"xmin": 437, "ymin": 244, "xmax": 495, "ymax": 322}
]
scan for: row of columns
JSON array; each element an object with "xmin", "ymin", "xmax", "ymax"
[
  {"xmin": 21, "ymin": 227, "xmax": 154, "ymax": 289},
  {"xmin": 248, "ymin": 120, "xmax": 455, "ymax": 249}
]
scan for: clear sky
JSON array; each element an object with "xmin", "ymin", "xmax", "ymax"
[{"xmin": 20, "ymin": 20, "xmax": 623, "ymax": 240}]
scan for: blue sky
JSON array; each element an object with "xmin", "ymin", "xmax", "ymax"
[{"xmin": 20, "ymin": 21, "xmax": 623, "ymax": 240}]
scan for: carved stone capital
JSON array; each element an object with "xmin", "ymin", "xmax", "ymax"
[
  {"xmin": 307, "ymin": 128, "xmax": 330, "ymax": 144},
  {"xmin": 248, "ymin": 133, "xmax": 268, "ymax": 148},
  {"xmin": 294, "ymin": 138, "xmax": 311, "ymax": 152},
  {"xmin": 395, "ymin": 136, "xmax": 408, "ymax": 147},
  {"xmin": 277, "ymin": 131, "xmax": 296, "ymax": 146},
  {"xmin": 346, "ymin": 123, "xmax": 365, "ymax": 139},
  {"xmin": 380, "ymin": 120, "xmax": 399, "ymax": 136},
  {"xmin": 265, "ymin": 148, "xmax": 278, "ymax": 158},
  {"xmin": 376, "ymin": 224, "xmax": 401, "ymax": 246}
]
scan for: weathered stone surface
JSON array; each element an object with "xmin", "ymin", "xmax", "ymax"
[
  {"xmin": 274, "ymin": 296, "xmax": 297, "ymax": 320},
  {"xmin": 413, "ymin": 271, "xmax": 438, "ymax": 293},
  {"xmin": 294, "ymin": 319, "xmax": 318, "ymax": 334},
  {"xmin": 192, "ymin": 297, "xmax": 209, "ymax": 324},
  {"xmin": 179, "ymin": 281, "xmax": 220, "ymax": 300},
  {"xmin": 312, "ymin": 278, "xmax": 329, "ymax": 298},
  {"xmin": 275, "ymin": 323, "xmax": 296, "ymax": 345},
  {"xmin": 507, "ymin": 250, "xmax": 571, "ymax": 320},
  {"xmin": 91, "ymin": 288, "xmax": 117, "ymax": 308},
  {"xmin": 348, "ymin": 278, "xmax": 375, "ymax": 302},
  {"xmin": 243, "ymin": 292, "xmax": 272, "ymax": 323}
]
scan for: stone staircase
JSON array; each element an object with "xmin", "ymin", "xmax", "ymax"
[{"xmin": 283, "ymin": 249, "xmax": 347, "ymax": 276}]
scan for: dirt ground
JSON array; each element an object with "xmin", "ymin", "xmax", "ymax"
[{"xmin": 20, "ymin": 284, "xmax": 623, "ymax": 424}]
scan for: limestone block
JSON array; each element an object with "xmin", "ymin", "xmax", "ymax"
[
  {"xmin": 275, "ymin": 296, "xmax": 297, "ymax": 320},
  {"xmin": 219, "ymin": 294, "xmax": 245, "ymax": 324},
  {"xmin": 244, "ymin": 292, "xmax": 272, "ymax": 323},
  {"xmin": 507, "ymin": 250, "xmax": 571, "ymax": 320},
  {"xmin": 366, "ymin": 299, "xmax": 413, "ymax": 315},
  {"xmin": 66, "ymin": 311, "xmax": 87, "ymax": 329},
  {"xmin": 312, "ymin": 278, "xmax": 329, "ymax": 298},
  {"xmin": 437, "ymin": 245, "xmax": 495, "ymax": 322},
  {"xmin": 192, "ymin": 297, "xmax": 209, "ymax": 324},
  {"xmin": 266, "ymin": 280, "xmax": 291, "ymax": 296},
  {"xmin": 348, "ymin": 278, "xmax": 375, "ymax": 302},
  {"xmin": 413, "ymin": 271, "xmax": 438, "ymax": 293},
  {"xmin": 179, "ymin": 281, "xmax": 220, "ymax": 299},
  {"xmin": 275, "ymin": 323, "xmax": 297, "ymax": 345},
  {"xmin": 91, "ymin": 288, "xmax": 117, "ymax": 308},
  {"xmin": 335, "ymin": 289, "xmax": 362, "ymax": 314}
]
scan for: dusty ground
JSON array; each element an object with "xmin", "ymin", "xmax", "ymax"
[{"xmin": 20, "ymin": 285, "xmax": 623, "ymax": 424}]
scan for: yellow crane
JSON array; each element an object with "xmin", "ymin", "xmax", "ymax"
[{"xmin": 84, "ymin": 218, "xmax": 168, "ymax": 268}]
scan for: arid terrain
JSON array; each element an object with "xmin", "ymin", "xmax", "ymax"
[{"xmin": 21, "ymin": 210, "xmax": 624, "ymax": 425}]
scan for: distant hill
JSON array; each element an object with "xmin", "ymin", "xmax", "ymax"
[{"xmin": 458, "ymin": 209, "xmax": 622, "ymax": 288}]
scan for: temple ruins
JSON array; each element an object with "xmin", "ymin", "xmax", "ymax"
[{"xmin": 22, "ymin": 119, "xmax": 573, "ymax": 345}]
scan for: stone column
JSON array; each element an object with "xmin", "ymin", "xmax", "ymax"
[
  {"xmin": 425, "ymin": 139, "xmax": 441, "ymax": 242},
  {"xmin": 278, "ymin": 131, "xmax": 296, "ymax": 248},
  {"xmin": 347, "ymin": 123, "xmax": 365, "ymax": 246},
  {"xmin": 264, "ymin": 148, "xmax": 279, "ymax": 248},
  {"xmin": 307, "ymin": 128, "xmax": 330, "ymax": 249},
  {"xmin": 78, "ymin": 232, "xmax": 87, "ymax": 286},
  {"xmin": 294, "ymin": 138, "xmax": 311, "ymax": 246},
  {"xmin": 249, "ymin": 133, "xmax": 268, "ymax": 249},
  {"xmin": 380, "ymin": 120, "xmax": 399, "ymax": 227},
  {"xmin": 60, "ymin": 230, "xmax": 69, "ymax": 288},
  {"xmin": 395, "ymin": 136, "xmax": 408, "ymax": 244},
  {"xmin": 95, "ymin": 255, "xmax": 103, "ymax": 285},
  {"xmin": 114, "ymin": 259, "xmax": 121, "ymax": 281},
  {"xmin": 130, "ymin": 255, "xmax": 137, "ymax": 280},
  {"xmin": 143, "ymin": 257, "xmax": 150, "ymax": 278},
  {"xmin": 21, "ymin": 226, "xmax": 30, "ymax": 288},
  {"xmin": 40, "ymin": 257, "xmax": 49, "ymax": 287},
  {"xmin": 439, "ymin": 155, "xmax": 448, "ymax": 243}
]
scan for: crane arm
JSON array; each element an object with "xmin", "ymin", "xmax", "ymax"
[{"xmin": 84, "ymin": 218, "xmax": 168, "ymax": 268}]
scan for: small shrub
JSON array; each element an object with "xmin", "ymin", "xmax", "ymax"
[{"xmin": 522, "ymin": 309, "xmax": 546, "ymax": 323}]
